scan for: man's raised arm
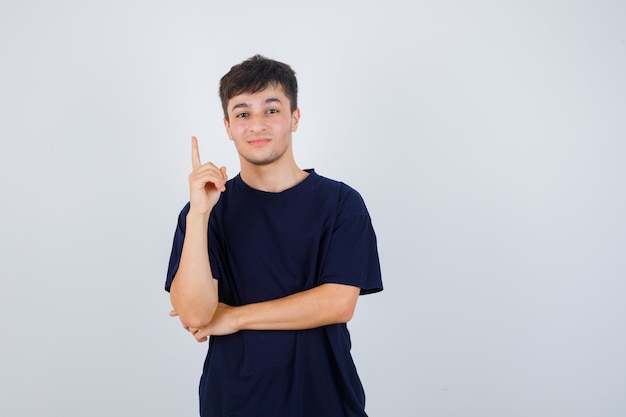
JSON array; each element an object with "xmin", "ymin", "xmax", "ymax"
[{"xmin": 169, "ymin": 136, "xmax": 227, "ymax": 329}]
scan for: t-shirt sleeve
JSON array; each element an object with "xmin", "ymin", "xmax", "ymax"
[
  {"xmin": 319, "ymin": 188, "xmax": 383, "ymax": 295},
  {"xmin": 165, "ymin": 203, "xmax": 190, "ymax": 292}
]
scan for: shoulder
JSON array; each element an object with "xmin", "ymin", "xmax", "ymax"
[{"xmin": 312, "ymin": 172, "xmax": 369, "ymax": 217}]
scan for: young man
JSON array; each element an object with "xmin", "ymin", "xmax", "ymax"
[{"xmin": 166, "ymin": 55, "xmax": 383, "ymax": 417}]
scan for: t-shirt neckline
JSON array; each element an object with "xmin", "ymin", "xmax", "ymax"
[{"xmin": 234, "ymin": 168, "xmax": 317, "ymax": 198}]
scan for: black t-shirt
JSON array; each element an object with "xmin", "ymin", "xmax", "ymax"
[{"xmin": 166, "ymin": 170, "xmax": 383, "ymax": 416}]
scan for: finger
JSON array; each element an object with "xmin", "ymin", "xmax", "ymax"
[
  {"xmin": 191, "ymin": 136, "xmax": 201, "ymax": 170},
  {"xmin": 220, "ymin": 166, "xmax": 228, "ymax": 191},
  {"xmin": 190, "ymin": 171, "xmax": 227, "ymax": 191},
  {"xmin": 195, "ymin": 329, "xmax": 208, "ymax": 343}
]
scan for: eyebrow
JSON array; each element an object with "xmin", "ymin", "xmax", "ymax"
[{"xmin": 230, "ymin": 97, "xmax": 282, "ymax": 112}]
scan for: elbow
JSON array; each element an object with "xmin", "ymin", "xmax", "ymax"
[
  {"xmin": 338, "ymin": 302, "xmax": 357, "ymax": 323},
  {"xmin": 184, "ymin": 316, "xmax": 212, "ymax": 330},
  {"xmin": 169, "ymin": 278, "xmax": 219, "ymax": 328},
  {"xmin": 324, "ymin": 284, "xmax": 360, "ymax": 324},
  {"xmin": 170, "ymin": 294, "xmax": 218, "ymax": 329},
  {"xmin": 335, "ymin": 290, "xmax": 359, "ymax": 323},
  {"xmin": 178, "ymin": 305, "xmax": 217, "ymax": 329}
]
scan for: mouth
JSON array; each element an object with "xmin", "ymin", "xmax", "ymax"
[{"xmin": 247, "ymin": 137, "xmax": 271, "ymax": 147}]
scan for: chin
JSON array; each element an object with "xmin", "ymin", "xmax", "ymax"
[{"xmin": 242, "ymin": 151, "xmax": 285, "ymax": 166}]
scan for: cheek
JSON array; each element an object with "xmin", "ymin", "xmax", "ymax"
[
  {"xmin": 275, "ymin": 119, "xmax": 292, "ymax": 133},
  {"xmin": 231, "ymin": 123, "xmax": 247, "ymax": 136}
]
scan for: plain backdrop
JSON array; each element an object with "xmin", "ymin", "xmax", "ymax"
[{"xmin": 1, "ymin": 1, "xmax": 625, "ymax": 416}]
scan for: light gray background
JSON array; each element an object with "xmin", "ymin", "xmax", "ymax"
[{"xmin": 1, "ymin": 1, "xmax": 625, "ymax": 416}]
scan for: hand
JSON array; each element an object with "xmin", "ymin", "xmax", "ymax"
[
  {"xmin": 169, "ymin": 309, "xmax": 205, "ymax": 341},
  {"xmin": 193, "ymin": 303, "xmax": 239, "ymax": 341},
  {"xmin": 168, "ymin": 309, "xmax": 194, "ymax": 332},
  {"xmin": 188, "ymin": 136, "xmax": 227, "ymax": 216}
]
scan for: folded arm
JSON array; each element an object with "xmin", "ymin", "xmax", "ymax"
[{"xmin": 188, "ymin": 283, "xmax": 360, "ymax": 342}]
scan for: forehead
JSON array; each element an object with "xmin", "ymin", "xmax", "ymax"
[{"xmin": 227, "ymin": 84, "xmax": 290, "ymax": 111}]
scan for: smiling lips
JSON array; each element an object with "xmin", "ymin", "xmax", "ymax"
[{"xmin": 248, "ymin": 137, "xmax": 271, "ymax": 147}]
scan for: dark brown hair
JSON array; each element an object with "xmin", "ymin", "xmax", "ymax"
[{"xmin": 219, "ymin": 55, "xmax": 298, "ymax": 119}]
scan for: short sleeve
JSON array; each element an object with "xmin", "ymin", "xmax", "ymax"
[
  {"xmin": 319, "ymin": 188, "xmax": 383, "ymax": 295},
  {"xmin": 165, "ymin": 203, "xmax": 190, "ymax": 292}
]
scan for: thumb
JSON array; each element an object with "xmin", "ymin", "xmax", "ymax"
[{"xmin": 219, "ymin": 166, "xmax": 228, "ymax": 191}]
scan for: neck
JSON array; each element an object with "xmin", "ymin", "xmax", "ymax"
[{"xmin": 240, "ymin": 160, "xmax": 309, "ymax": 193}]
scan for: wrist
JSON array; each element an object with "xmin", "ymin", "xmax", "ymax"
[
  {"xmin": 186, "ymin": 211, "xmax": 210, "ymax": 229},
  {"xmin": 231, "ymin": 304, "xmax": 249, "ymax": 331}
]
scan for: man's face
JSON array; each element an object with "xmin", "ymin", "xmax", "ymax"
[{"xmin": 223, "ymin": 84, "xmax": 300, "ymax": 167}]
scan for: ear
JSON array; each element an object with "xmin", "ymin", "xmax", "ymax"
[
  {"xmin": 291, "ymin": 108, "xmax": 301, "ymax": 132},
  {"xmin": 223, "ymin": 118, "xmax": 233, "ymax": 140}
]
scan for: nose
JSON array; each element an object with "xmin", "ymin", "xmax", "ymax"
[{"xmin": 247, "ymin": 114, "xmax": 267, "ymax": 133}]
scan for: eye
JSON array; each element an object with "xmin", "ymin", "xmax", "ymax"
[
  {"xmin": 266, "ymin": 108, "xmax": 279, "ymax": 114},
  {"xmin": 235, "ymin": 112, "xmax": 248, "ymax": 118}
]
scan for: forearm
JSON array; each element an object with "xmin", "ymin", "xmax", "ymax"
[
  {"xmin": 233, "ymin": 283, "xmax": 360, "ymax": 331},
  {"xmin": 170, "ymin": 212, "xmax": 218, "ymax": 328}
]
